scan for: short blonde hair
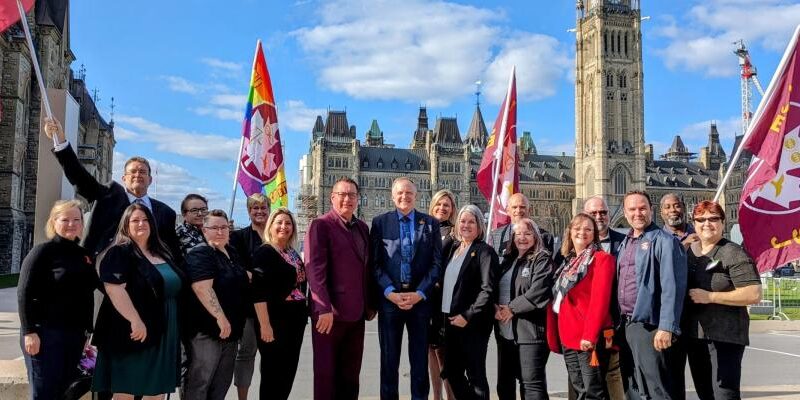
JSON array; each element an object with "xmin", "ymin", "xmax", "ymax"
[
  {"xmin": 264, "ymin": 207, "xmax": 298, "ymax": 250},
  {"xmin": 454, "ymin": 204, "xmax": 486, "ymax": 242},
  {"xmin": 429, "ymin": 189, "xmax": 457, "ymax": 226},
  {"xmin": 247, "ymin": 193, "xmax": 270, "ymax": 210},
  {"xmin": 45, "ymin": 199, "xmax": 85, "ymax": 239}
]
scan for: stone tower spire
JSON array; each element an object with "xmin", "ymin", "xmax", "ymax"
[{"xmin": 573, "ymin": 0, "xmax": 646, "ymax": 212}]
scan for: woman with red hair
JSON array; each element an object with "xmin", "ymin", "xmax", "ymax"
[{"xmin": 681, "ymin": 200, "xmax": 761, "ymax": 400}]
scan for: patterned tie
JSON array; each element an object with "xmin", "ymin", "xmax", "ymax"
[{"xmin": 400, "ymin": 216, "xmax": 413, "ymax": 285}]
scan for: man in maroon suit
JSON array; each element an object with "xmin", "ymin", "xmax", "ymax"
[{"xmin": 304, "ymin": 177, "xmax": 376, "ymax": 400}]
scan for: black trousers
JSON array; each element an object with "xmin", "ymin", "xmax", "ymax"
[
  {"xmin": 256, "ymin": 301, "xmax": 307, "ymax": 400},
  {"xmin": 683, "ymin": 338, "xmax": 745, "ymax": 400},
  {"xmin": 616, "ymin": 322, "xmax": 641, "ymax": 400},
  {"xmin": 625, "ymin": 321, "xmax": 685, "ymax": 400},
  {"xmin": 563, "ymin": 346, "xmax": 609, "ymax": 400},
  {"xmin": 496, "ymin": 336, "xmax": 549, "ymax": 400},
  {"xmin": 442, "ymin": 320, "xmax": 491, "ymax": 400},
  {"xmin": 22, "ymin": 327, "xmax": 85, "ymax": 400}
]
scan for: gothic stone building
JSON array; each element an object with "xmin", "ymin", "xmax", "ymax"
[
  {"xmin": 296, "ymin": 0, "xmax": 745, "ymax": 242},
  {"xmin": 0, "ymin": 0, "xmax": 115, "ymax": 274}
]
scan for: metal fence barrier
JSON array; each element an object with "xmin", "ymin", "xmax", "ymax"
[{"xmin": 750, "ymin": 277, "xmax": 800, "ymax": 320}]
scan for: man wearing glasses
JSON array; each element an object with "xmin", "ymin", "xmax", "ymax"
[
  {"xmin": 43, "ymin": 118, "xmax": 181, "ymax": 261},
  {"xmin": 584, "ymin": 196, "xmax": 626, "ymax": 257},
  {"xmin": 177, "ymin": 193, "xmax": 209, "ymax": 256},
  {"xmin": 304, "ymin": 178, "xmax": 375, "ymax": 400}
]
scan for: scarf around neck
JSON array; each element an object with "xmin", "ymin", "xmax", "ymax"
[{"xmin": 552, "ymin": 244, "xmax": 598, "ymax": 313}]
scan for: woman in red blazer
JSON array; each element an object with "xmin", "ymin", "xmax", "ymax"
[{"xmin": 547, "ymin": 213, "xmax": 615, "ymax": 400}]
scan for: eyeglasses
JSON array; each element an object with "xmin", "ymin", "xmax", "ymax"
[
  {"xmin": 125, "ymin": 169, "xmax": 149, "ymax": 176},
  {"xmin": 204, "ymin": 225, "xmax": 230, "ymax": 232},
  {"xmin": 694, "ymin": 216, "xmax": 722, "ymax": 223},
  {"xmin": 588, "ymin": 210, "xmax": 608, "ymax": 216},
  {"xmin": 333, "ymin": 192, "xmax": 358, "ymax": 199},
  {"xmin": 186, "ymin": 207, "xmax": 209, "ymax": 216}
]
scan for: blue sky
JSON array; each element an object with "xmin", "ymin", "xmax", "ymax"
[{"xmin": 68, "ymin": 0, "xmax": 800, "ymax": 224}]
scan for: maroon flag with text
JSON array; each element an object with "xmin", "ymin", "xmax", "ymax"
[
  {"xmin": 738, "ymin": 26, "xmax": 800, "ymax": 273},
  {"xmin": 476, "ymin": 68, "xmax": 519, "ymax": 231}
]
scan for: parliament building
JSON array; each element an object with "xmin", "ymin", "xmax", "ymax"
[{"xmin": 296, "ymin": 0, "xmax": 748, "ymax": 241}]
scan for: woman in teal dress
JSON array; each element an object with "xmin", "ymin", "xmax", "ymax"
[{"xmin": 92, "ymin": 203, "xmax": 186, "ymax": 399}]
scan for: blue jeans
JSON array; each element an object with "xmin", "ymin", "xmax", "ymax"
[
  {"xmin": 378, "ymin": 299, "xmax": 431, "ymax": 400},
  {"xmin": 21, "ymin": 327, "xmax": 86, "ymax": 400}
]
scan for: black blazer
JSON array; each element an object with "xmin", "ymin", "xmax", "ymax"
[
  {"xmin": 229, "ymin": 225, "xmax": 263, "ymax": 270},
  {"xmin": 605, "ymin": 229, "xmax": 626, "ymax": 258},
  {"xmin": 443, "ymin": 240, "xmax": 498, "ymax": 323},
  {"xmin": 371, "ymin": 210, "xmax": 442, "ymax": 298},
  {"xmin": 53, "ymin": 144, "xmax": 181, "ymax": 261},
  {"xmin": 93, "ymin": 243, "xmax": 186, "ymax": 353},
  {"xmin": 495, "ymin": 250, "xmax": 554, "ymax": 344},
  {"xmin": 17, "ymin": 235, "xmax": 98, "ymax": 335}
]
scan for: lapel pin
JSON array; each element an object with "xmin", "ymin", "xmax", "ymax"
[{"xmin": 471, "ymin": 251, "xmax": 476, "ymax": 257}]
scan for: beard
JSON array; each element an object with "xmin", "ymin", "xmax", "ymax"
[{"xmin": 665, "ymin": 215, "xmax": 683, "ymax": 227}]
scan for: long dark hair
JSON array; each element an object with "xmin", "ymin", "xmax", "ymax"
[{"xmin": 111, "ymin": 203, "xmax": 174, "ymax": 263}]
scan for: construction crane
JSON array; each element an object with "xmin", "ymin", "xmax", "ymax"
[{"xmin": 734, "ymin": 39, "xmax": 765, "ymax": 133}]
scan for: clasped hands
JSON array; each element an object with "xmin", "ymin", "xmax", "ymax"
[
  {"xmin": 387, "ymin": 291, "xmax": 423, "ymax": 310},
  {"xmin": 494, "ymin": 304, "xmax": 513, "ymax": 323}
]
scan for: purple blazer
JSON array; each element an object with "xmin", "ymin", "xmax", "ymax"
[{"xmin": 304, "ymin": 210, "xmax": 373, "ymax": 322}]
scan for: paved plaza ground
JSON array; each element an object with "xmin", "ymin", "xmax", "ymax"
[{"xmin": 1, "ymin": 287, "xmax": 799, "ymax": 399}]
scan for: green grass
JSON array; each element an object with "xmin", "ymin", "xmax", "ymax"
[{"xmin": 0, "ymin": 273, "xmax": 19, "ymax": 289}]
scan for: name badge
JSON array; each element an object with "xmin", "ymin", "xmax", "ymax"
[{"xmin": 521, "ymin": 267, "xmax": 531, "ymax": 278}]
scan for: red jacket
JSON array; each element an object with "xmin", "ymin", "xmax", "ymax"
[{"xmin": 547, "ymin": 250, "xmax": 615, "ymax": 352}]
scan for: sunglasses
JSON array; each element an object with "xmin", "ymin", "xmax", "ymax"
[{"xmin": 694, "ymin": 216, "xmax": 722, "ymax": 223}]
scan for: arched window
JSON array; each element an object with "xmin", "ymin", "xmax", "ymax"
[{"xmin": 614, "ymin": 167, "xmax": 627, "ymax": 194}]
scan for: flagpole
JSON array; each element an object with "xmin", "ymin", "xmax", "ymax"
[
  {"xmin": 228, "ymin": 136, "xmax": 245, "ymax": 219},
  {"xmin": 16, "ymin": 0, "xmax": 56, "ymax": 147},
  {"xmin": 713, "ymin": 25, "xmax": 800, "ymax": 202},
  {"xmin": 486, "ymin": 65, "xmax": 516, "ymax": 233}
]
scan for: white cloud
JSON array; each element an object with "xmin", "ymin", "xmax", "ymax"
[
  {"xmin": 655, "ymin": 0, "xmax": 800, "ymax": 77},
  {"xmin": 201, "ymin": 58, "xmax": 244, "ymax": 73},
  {"xmin": 113, "ymin": 151, "xmax": 229, "ymax": 212},
  {"xmin": 192, "ymin": 107, "xmax": 242, "ymax": 121},
  {"xmin": 191, "ymin": 94, "xmax": 248, "ymax": 122},
  {"xmin": 293, "ymin": 1, "xmax": 572, "ymax": 106},
  {"xmin": 483, "ymin": 33, "xmax": 573, "ymax": 103},
  {"xmin": 675, "ymin": 116, "xmax": 741, "ymax": 141},
  {"xmin": 293, "ymin": 1, "xmax": 502, "ymax": 105},
  {"xmin": 115, "ymin": 114, "xmax": 240, "ymax": 161},
  {"xmin": 282, "ymin": 100, "xmax": 325, "ymax": 132},
  {"xmin": 161, "ymin": 75, "xmax": 201, "ymax": 94}
]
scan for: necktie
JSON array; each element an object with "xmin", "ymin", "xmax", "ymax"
[{"xmin": 400, "ymin": 216, "xmax": 413, "ymax": 285}]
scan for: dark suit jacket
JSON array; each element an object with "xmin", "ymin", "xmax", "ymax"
[
  {"xmin": 443, "ymin": 240, "xmax": 498, "ymax": 323},
  {"xmin": 304, "ymin": 210, "xmax": 374, "ymax": 321},
  {"xmin": 371, "ymin": 209, "xmax": 442, "ymax": 299},
  {"xmin": 53, "ymin": 144, "xmax": 181, "ymax": 261},
  {"xmin": 229, "ymin": 225, "xmax": 263, "ymax": 270},
  {"xmin": 604, "ymin": 228, "xmax": 626, "ymax": 258}
]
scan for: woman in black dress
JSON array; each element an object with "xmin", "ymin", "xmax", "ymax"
[
  {"xmin": 427, "ymin": 189, "xmax": 457, "ymax": 400},
  {"xmin": 18, "ymin": 199, "xmax": 97, "ymax": 400},
  {"xmin": 251, "ymin": 207, "xmax": 308, "ymax": 400}
]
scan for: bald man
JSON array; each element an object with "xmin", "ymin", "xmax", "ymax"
[{"xmin": 488, "ymin": 193, "xmax": 555, "ymax": 259}]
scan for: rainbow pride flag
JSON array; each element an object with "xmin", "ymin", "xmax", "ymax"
[{"xmin": 236, "ymin": 40, "xmax": 288, "ymax": 209}]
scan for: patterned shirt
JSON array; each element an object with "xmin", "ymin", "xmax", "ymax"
[
  {"xmin": 176, "ymin": 222, "xmax": 206, "ymax": 256},
  {"xmin": 279, "ymin": 248, "xmax": 307, "ymax": 301}
]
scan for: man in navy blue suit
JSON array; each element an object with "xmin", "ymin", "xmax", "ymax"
[{"xmin": 371, "ymin": 177, "xmax": 442, "ymax": 400}]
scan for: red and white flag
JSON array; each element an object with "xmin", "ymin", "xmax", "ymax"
[
  {"xmin": 476, "ymin": 67, "xmax": 519, "ymax": 231},
  {"xmin": 738, "ymin": 25, "xmax": 800, "ymax": 273}
]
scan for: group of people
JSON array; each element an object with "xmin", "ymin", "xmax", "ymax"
[{"xmin": 17, "ymin": 118, "xmax": 763, "ymax": 400}]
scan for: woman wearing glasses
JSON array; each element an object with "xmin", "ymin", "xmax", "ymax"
[
  {"xmin": 183, "ymin": 210, "xmax": 250, "ymax": 399},
  {"xmin": 176, "ymin": 193, "xmax": 209, "ymax": 256},
  {"xmin": 681, "ymin": 201, "xmax": 761, "ymax": 400},
  {"xmin": 251, "ymin": 208, "xmax": 308, "ymax": 400},
  {"xmin": 92, "ymin": 203, "xmax": 186, "ymax": 399}
]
